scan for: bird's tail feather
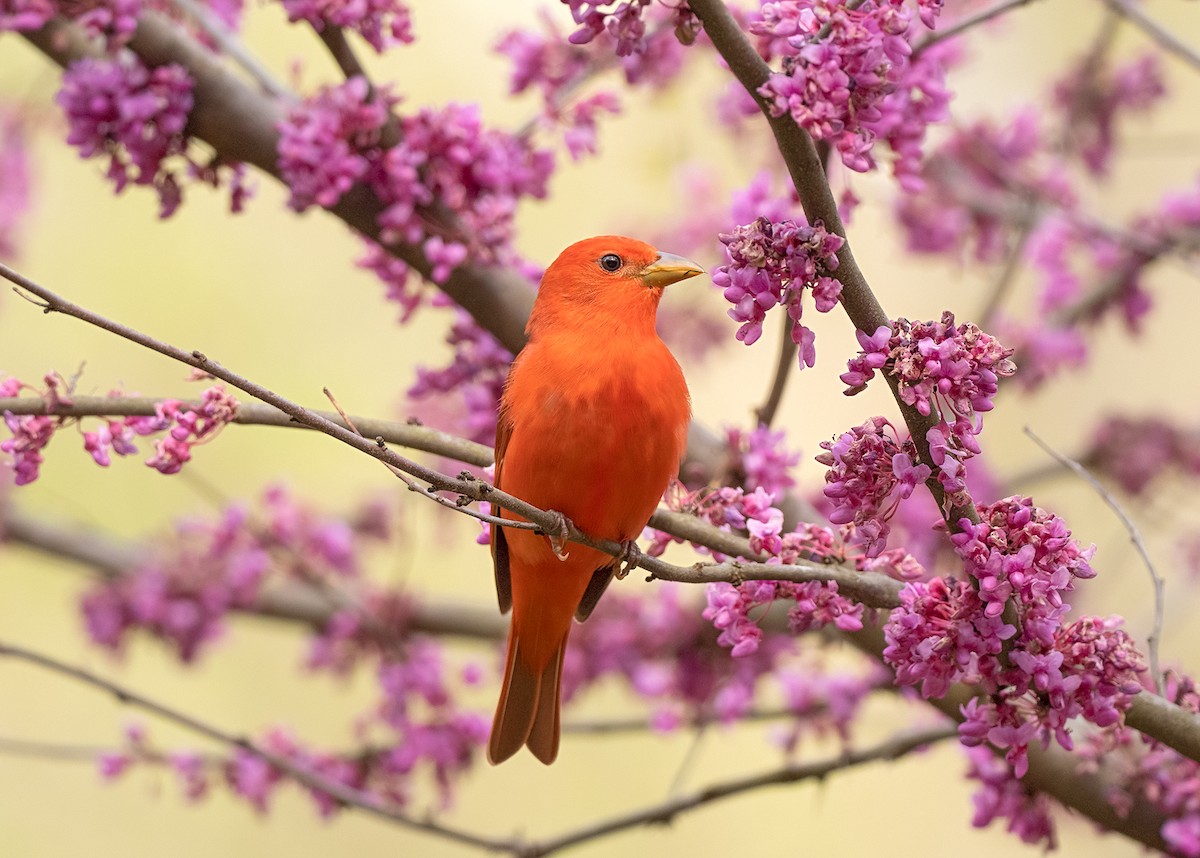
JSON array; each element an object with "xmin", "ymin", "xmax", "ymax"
[{"xmin": 488, "ymin": 630, "xmax": 566, "ymax": 765}]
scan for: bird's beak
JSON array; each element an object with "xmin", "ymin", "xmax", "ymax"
[{"xmin": 640, "ymin": 252, "xmax": 705, "ymax": 289}]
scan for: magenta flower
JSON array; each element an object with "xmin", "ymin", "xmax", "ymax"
[
  {"xmin": 280, "ymin": 0, "xmax": 413, "ymax": 52},
  {"xmin": 713, "ymin": 215, "xmax": 844, "ymax": 364},
  {"xmin": 57, "ymin": 56, "xmax": 196, "ymax": 217}
]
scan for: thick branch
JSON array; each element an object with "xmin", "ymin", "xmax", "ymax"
[
  {"xmin": 844, "ymin": 622, "xmax": 1172, "ymax": 851},
  {"xmin": 23, "ymin": 13, "xmax": 532, "ymax": 354},
  {"xmin": 688, "ymin": 0, "xmax": 975, "ymax": 527},
  {"xmin": 21, "ymin": 11, "xmax": 735, "ymax": 472},
  {"xmin": 0, "ymin": 396, "xmax": 493, "ymax": 466}
]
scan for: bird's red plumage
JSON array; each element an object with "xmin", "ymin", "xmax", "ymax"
[{"xmin": 487, "ymin": 236, "xmax": 698, "ymax": 765}]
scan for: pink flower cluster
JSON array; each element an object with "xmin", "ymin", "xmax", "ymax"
[
  {"xmin": 1054, "ymin": 53, "xmax": 1165, "ymax": 176},
  {"xmin": 497, "ymin": 26, "xmax": 622, "ymax": 159},
  {"xmin": 277, "ymin": 78, "xmax": 553, "ymax": 283},
  {"xmin": 566, "ymin": 584, "xmax": 877, "ymax": 737},
  {"xmin": 815, "ymin": 416, "xmax": 929, "ymax": 556},
  {"xmin": 0, "ymin": 374, "xmax": 240, "ymax": 483},
  {"xmin": 705, "ymin": 577, "xmax": 864, "ymax": 658},
  {"xmin": 100, "ymin": 639, "xmax": 488, "ymax": 815},
  {"xmin": 895, "ymin": 110, "xmax": 1070, "ymax": 262},
  {"xmin": 0, "ymin": 0, "xmax": 55, "ymax": 31},
  {"xmin": 1027, "ymin": 176, "xmax": 1200, "ymax": 333},
  {"xmin": 751, "ymin": 0, "xmax": 949, "ymax": 180},
  {"xmin": 142, "ymin": 386, "xmax": 239, "ymax": 474},
  {"xmin": 964, "ymin": 744, "xmax": 1057, "ymax": 847},
  {"xmin": 280, "ymin": 0, "xmax": 413, "ymax": 52},
  {"xmin": 724, "ymin": 423, "xmax": 800, "ymax": 498},
  {"xmin": 713, "ymin": 215, "xmax": 844, "ymax": 366},
  {"xmin": 841, "ymin": 313, "xmax": 1015, "ymax": 494},
  {"xmin": 1085, "ymin": 415, "xmax": 1200, "ymax": 496},
  {"xmin": 56, "ymin": 55, "xmax": 245, "ymax": 217},
  {"xmin": 1109, "ymin": 672, "xmax": 1200, "ymax": 855},
  {"xmin": 1, "ymin": 0, "xmax": 141, "ymax": 43},
  {"xmin": 82, "ymin": 486, "xmax": 387, "ymax": 661},
  {"xmin": 885, "ymin": 496, "xmax": 1145, "ymax": 780},
  {"xmin": 406, "ymin": 310, "xmax": 513, "ymax": 444},
  {"xmin": 560, "ymin": 0, "xmax": 698, "ymax": 68},
  {"xmin": 642, "ymin": 484, "xmax": 867, "ymax": 657}
]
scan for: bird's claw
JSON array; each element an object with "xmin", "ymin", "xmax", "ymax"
[
  {"xmin": 546, "ymin": 510, "xmax": 571, "ymax": 561},
  {"xmin": 614, "ymin": 540, "xmax": 642, "ymax": 580}
]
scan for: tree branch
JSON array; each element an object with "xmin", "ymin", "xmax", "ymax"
[
  {"xmin": 518, "ymin": 725, "xmax": 960, "ymax": 857},
  {"xmin": 1102, "ymin": 0, "xmax": 1200, "ymax": 74},
  {"xmin": 753, "ymin": 310, "xmax": 797, "ymax": 427},
  {"xmin": 1024, "ymin": 426, "xmax": 1165, "ymax": 696},
  {"xmin": 912, "ymin": 0, "xmax": 1042, "ymax": 57},
  {"xmin": 0, "ymin": 640, "xmax": 517, "ymax": 853},
  {"xmin": 687, "ymin": 0, "xmax": 976, "ymax": 529}
]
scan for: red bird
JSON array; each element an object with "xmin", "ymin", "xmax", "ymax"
[{"xmin": 488, "ymin": 236, "xmax": 702, "ymax": 765}]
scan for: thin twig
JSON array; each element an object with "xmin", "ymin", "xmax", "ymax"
[
  {"xmin": 913, "ymin": 0, "xmax": 1042, "ymax": 57},
  {"xmin": 0, "ymin": 640, "xmax": 517, "ymax": 853},
  {"xmin": 1102, "ymin": 0, "xmax": 1200, "ymax": 74},
  {"xmin": 1023, "ymin": 426, "xmax": 1165, "ymax": 696},
  {"xmin": 167, "ymin": 0, "xmax": 291, "ymax": 99},
  {"xmin": 521, "ymin": 725, "xmax": 959, "ymax": 857},
  {"xmin": 753, "ymin": 310, "xmax": 797, "ymax": 427},
  {"xmin": 0, "ymin": 262, "xmax": 905, "ymax": 609},
  {"xmin": 977, "ymin": 200, "xmax": 1035, "ymax": 330},
  {"xmin": 0, "ymin": 395, "xmax": 494, "ymax": 465}
]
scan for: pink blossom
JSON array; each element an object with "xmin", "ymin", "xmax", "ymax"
[
  {"xmin": 713, "ymin": 215, "xmax": 843, "ymax": 363},
  {"xmin": 57, "ymin": 56, "xmax": 197, "ymax": 217},
  {"xmin": 280, "ymin": 0, "xmax": 413, "ymax": 52}
]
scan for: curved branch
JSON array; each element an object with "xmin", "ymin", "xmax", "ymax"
[
  {"xmin": 0, "ymin": 396, "xmax": 494, "ymax": 466},
  {"xmin": 520, "ymin": 725, "xmax": 959, "ymax": 857},
  {"xmin": 21, "ymin": 11, "xmax": 735, "ymax": 473},
  {"xmin": 0, "ymin": 641, "xmax": 518, "ymax": 852},
  {"xmin": 687, "ymin": 0, "xmax": 976, "ymax": 528},
  {"xmin": 753, "ymin": 310, "xmax": 797, "ymax": 427}
]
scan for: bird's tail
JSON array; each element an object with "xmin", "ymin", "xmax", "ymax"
[{"xmin": 487, "ymin": 627, "xmax": 567, "ymax": 765}]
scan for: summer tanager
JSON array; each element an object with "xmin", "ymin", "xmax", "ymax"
[{"xmin": 488, "ymin": 236, "xmax": 703, "ymax": 765}]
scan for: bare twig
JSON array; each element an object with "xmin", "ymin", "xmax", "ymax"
[
  {"xmin": 0, "ymin": 640, "xmax": 517, "ymax": 852},
  {"xmin": 522, "ymin": 725, "xmax": 960, "ymax": 857},
  {"xmin": 0, "ymin": 262, "xmax": 906, "ymax": 610},
  {"xmin": 1023, "ymin": 426, "xmax": 1165, "ymax": 696},
  {"xmin": 166, "ymin": 0, "xmax": 291, "ymax": 99},
  {"xmin": 913, "ymin": 0, "xmax": 1042, "ymax": 57},
  {"xmin": 1102, "ymin": 0, "xmax": 1200, "ymax": 73},
  {"xmin": 753, "ymin": 310, "xmax": 797, "ymax": 427}
]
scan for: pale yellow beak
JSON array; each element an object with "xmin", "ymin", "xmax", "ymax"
[{"xmin": 639, "ymin": 252, "xmax": 705, "ymax": 289}]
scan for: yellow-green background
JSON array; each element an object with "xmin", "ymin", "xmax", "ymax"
[{"xmin": 2, "ymin": 1, "xmax": 1199, "ymax": 855}]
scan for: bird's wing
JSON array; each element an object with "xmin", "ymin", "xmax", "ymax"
[
  {"xmin": 574, "ymin": 565, "xmax": 614, "ymax": 621},
  {"xmin": 491, "ymin": 408, "xmax": 513, "ymax": 614}
]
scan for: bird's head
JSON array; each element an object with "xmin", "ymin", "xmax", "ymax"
[{"xmin": 528, "ymin": 236, "xmax": 705, "ymax": 337}]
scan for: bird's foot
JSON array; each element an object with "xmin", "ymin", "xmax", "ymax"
[
  {"xmin": 545, "ymin": 510, "xmax": 572, "ymax": 561},
  {"xmin": 613, "ymin": 540, "xmax": 643, "ymax": 580}
]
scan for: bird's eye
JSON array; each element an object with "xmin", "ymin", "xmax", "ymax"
[{"xmin": 598, "ymin": 254, "xmax": 622, "ymax": 273}]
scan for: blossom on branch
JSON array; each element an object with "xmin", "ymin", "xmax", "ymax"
[
  {"xmin": 713, "ymin": 215, "xmax": 843, "ymax": 365},
  {"xmin": 752, "ymin": 0, "xmax": 949, "ymax": 182},
  {"xmin": 279, "ymin": 0, "xmax": 414, "ymax": 52},
  {"xmin": 816, "ymin": 415, "xmax": 929, "ymax": 556},
  {"xmin": 841, "ymin": 313, "xmax": 1015, "ymax": 494}
]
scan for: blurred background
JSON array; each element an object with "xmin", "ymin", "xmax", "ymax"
[{"xmin": 2, "ymin": 0, "xmax": 1199, "ymax": 855}]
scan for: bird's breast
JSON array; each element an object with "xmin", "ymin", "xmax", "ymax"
[{"xmin": 500, "ymin": 337, "xmax": 690, "ymax": 547}]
